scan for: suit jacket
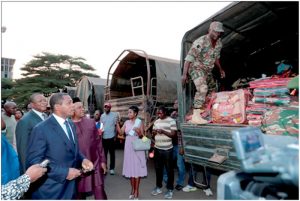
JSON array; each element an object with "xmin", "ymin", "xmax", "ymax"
[
  {"xmin": 16, "ymin": 110, "xmax": 44, "ymax": 174},
  {"xmin": 26, "ymin": 115, "xmax": 85, "ymax": 199}
]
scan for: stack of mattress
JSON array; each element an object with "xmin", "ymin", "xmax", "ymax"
[
  {"xmin": 245, "ymin": 102, "xmax": 275, "ymax": 127},
  {"xmin": 247, "ymin": 77, "xmax": 298, "ymax": 137},
  {"xmin": 249, "ymin": 77, "xmax": 291, "ymax": 106}
]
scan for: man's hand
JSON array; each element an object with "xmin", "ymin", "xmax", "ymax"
[
  {"xmin": 101, "ymin": 162, "xmax": 107, "ymax": 175},
  {"xmin": 182, "ymin": 61, "xmax": 191, "ymax": 87},
  {"xmin": 179, "ymin": 147, "xmax": 184, "ymax": 155},
  {"xmin": 133, "ymin": 127, "xmax": 142, "ymax": 137},
  {"xmin": 25, "ymin": 164, "xmax": 47, "ymax": 183},
  {"xmin": 81, "ymin": 158, "xmax": 94, "ymax": 173},
  {"xmin": 220, "ymin": 69, "xmax": 225, "ymax": 79},
  {"xmin": 66, "ymin": 168, "xmax": 81, "ymax": 180},
  {"xmin": 152, "ymin": 129, "xmax": 158, "ymax": 136},
  {"xmin": 181, "ymin": 75, "xmax": 188, "ymax": 87},
  {"xmin": 98, "ymin": 129, "xmax": 103, "ymax": 136}
]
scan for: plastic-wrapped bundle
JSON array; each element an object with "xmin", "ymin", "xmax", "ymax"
[
  {"xmin": 211, "ymin": 89, "xmax": 246, "ymax": 124},
  {"xmin": 253, "ymin": 87, "xmax": 289, "ymax": 97},
  {"xmin": 261, "ymin": 106, "xmax": 299, "ymax": 137},
  {"xmin": 246, "ymin": 102, "xmax": 274, "ymax": 115},
  {"xmin": 249, "ymin": 77, "xmax": 291, "ymax": 89},
  {"xmin": 253, "ymin": 96, "xmax": 290, "ymax": 106}
]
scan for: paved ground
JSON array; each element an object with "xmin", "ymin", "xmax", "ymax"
[{"xmin": 102, "ymin": 148, "xmax": 222, "ymax": 200}]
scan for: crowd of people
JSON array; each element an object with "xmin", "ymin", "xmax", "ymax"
[
  {"xmin": 2, "ymin": 21, "xmax": 225, "ymax": 200},
  {"xmin": 1, "ymin": 93, "xmax": 214, "ymax": 200}
]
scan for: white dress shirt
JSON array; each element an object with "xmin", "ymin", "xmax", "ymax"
[
  {"xmin": 32, "ymin": 109, "xmax": 46, "ymax": 120},
  {"xmin": 52, "ymin": 113, "xmax": 74, "ymax": 141}
]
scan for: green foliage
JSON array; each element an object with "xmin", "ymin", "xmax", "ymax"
[
  {"xmin": 1, "ymin": 78, "xmax": 16, "ymax": 104},
  {"xmin": 1, "ymin": 78, "xmax": 14, "ymax": 89},
  {"xmin": 3, "ymin": 52, "xmax": 99, "ymax": 108}
]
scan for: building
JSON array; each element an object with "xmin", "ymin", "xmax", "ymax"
[{"xmin": 1, "ymin": 57, "xmax": 15, "ymax": 79}]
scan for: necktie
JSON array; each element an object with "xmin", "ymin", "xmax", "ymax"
[{"xmin": 64, "ymin": 120, "xmax": 74, "ymax": 144}]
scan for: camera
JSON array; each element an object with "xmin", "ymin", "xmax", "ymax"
[{"xmin": 217, "ymin": 127, "xmax": 298, "ymax": 199}]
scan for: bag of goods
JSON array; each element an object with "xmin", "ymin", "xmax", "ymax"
[{"xmin": 211, "ymin": 89, "xmax": 247, "ymax": 124}]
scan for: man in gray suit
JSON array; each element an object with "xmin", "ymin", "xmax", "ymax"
[{"xmin": 16, "ymin": 93, "xmax": 48, "ymax": 174}]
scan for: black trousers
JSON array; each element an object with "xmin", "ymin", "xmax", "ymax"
[
  {"xmin": 154, "ymin": 148, "xmax": 174, "ymax": 190},
  {"xmin": 102, "ymin": 137, "xmax": 115, "ymax": 170}
]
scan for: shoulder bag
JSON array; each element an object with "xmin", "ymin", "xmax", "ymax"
[{"xmin": 132, "ymin": 136, "xmax": 151, "ymax": 151}]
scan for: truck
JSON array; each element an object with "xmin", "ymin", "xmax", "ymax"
[
  {"xmin": 178, "ymin": 1, "xmax": 298, "ymax": 186},
  {"xmin": 75, "ymin": 76, "xmax": 107, "ymax": 116},
  {"xmin": 105, "ymin": 49, "xmax": 181, "ymax": 135}
]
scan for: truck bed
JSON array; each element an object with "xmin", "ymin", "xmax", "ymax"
[{"xmin": 181, "ymin": 123, "xmax": 247, "ymax": 171}]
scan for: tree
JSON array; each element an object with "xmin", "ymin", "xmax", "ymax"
[
  {"xmin": 21, "ymin": 52, "xmax": 98, "ymax": 86},
  {"xmin": 3, "ymin": 52, "xmax": 99, "ymax": 108},
  {"xmin": 1, "ymin": 78, "xmax": 15, "ymax": 104},
  {"xmin": 1, "ymin": 78, "xmax": 14, "ymax": 89}
]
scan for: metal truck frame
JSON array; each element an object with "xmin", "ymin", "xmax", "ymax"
[{"xmin": 105, "ymin": 49, "xmax": 181, "ymax": 135}]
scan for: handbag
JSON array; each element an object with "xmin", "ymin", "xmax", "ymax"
[{"xmin": 132, "ymin": 136, "xmax": 151, "ymax": 151}]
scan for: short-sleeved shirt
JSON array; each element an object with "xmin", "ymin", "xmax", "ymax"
[
  {"xmin": 153, "ymin": 117, "xmax": 177, "ymax": 150},
  {"xmin": 2, "ymin": 113, "xmax": 17, "ymax": 148},
  {"xmin": 100, "ymin": 112, "xmax": 118, "ymax": 139},
  {"xmin": 185, "ymin": 34, "xmax": 222, "ymax": 79}
]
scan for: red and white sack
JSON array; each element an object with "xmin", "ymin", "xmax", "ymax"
[{"xmin": 211, "ymin": 89, "xmax": 247, "ymax": 124}]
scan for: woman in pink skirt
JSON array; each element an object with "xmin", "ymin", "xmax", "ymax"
[{"xmin": 119, "ymin": 105, "xmax": 147, "ymax": 200}]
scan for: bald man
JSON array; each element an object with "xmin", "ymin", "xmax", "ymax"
[{"xmin": 2, "ymin": 101, "xmax": 17, "ymax": 149}]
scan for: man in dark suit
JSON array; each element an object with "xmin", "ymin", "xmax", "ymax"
[
  {"xmin": 16, "ymin": 93, "xmax": 48, "ymax": 174},
  {"xmin": 26, "ymin": 93, "xmax": 94, "ymax": 199}
]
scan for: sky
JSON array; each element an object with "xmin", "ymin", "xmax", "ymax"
[{"xmin": 2, "ymin": 1, "xmax": 232, "ymax": 80}]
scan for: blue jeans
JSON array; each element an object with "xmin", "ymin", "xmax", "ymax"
[{"xmin": 163, "ymin": 145, "xmax": 186, "ymax": 186}]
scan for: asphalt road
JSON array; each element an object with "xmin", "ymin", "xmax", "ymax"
[{"xmin": 102, "ymin": 148, "xmax": 221, "ymax": 200}]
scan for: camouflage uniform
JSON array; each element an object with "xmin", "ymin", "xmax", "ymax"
[{"xmin": 185, "ymin": 34, "xmax": 222, "ymax": 109}]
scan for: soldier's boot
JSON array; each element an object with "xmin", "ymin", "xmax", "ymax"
[{"xmin": 189, "ymin": 109, "xmax": 208, "ymax": 124}]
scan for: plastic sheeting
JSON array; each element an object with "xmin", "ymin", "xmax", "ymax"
[
  {"xmin": 155, "ymin": 59, "xmax": 180, "ymax": 103},
  {"xmin": 75, "ymin": 76, "xmax": 107, "ymax": 113}
]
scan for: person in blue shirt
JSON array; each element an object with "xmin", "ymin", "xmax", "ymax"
[
  {"xmin": 1, "ymin": 118, "xmax": 20, "ymax": 185},
  {"xmin": 1, "ymin": 117, "xmax": 47, "ymax": 200},
  {"xmin": 100, "ymin": 102, "xmax": 119, "ymax": 175}
]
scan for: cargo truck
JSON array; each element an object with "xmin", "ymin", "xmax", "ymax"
[
  {"xmin": 105, "ymin": 49, "xmax": 181, "ymax": 135},
  {"xmin": 178, "ymin": 1, "xmax": 298, "ymax": 187}
]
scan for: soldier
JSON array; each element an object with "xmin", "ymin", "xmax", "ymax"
[{"xmin": 182, "ymin": 21, "xmax": 226, "ymax": 124}]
